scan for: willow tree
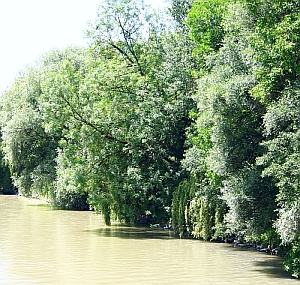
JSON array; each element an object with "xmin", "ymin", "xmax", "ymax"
[
  {"xmin": 39, "ymin": 0, "xmax": 196, "ymax": 224},
  {"xmin": 84, "ymin": 0, "xmax": 196, "ymax": 224}
]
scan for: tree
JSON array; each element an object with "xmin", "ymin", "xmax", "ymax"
[
  {"xmin": 257, "ymin": 85, "xmax": 300, "ymax": 243},
  {"xmin": 246, "ymin": 0, "xmax": 300, "ymax": 104},
  {"xmin": 186, "ymin": 0, "xmax": 230, "ymax": 58},
  {"xmin": 169, "ymin": 0, "xmax": 194, "ymax": 29},
  {"xmin": 37, "ymin": 0, "xmax": 197, "ymax": 224},
  {"xmin": 0, "ymin": 67, "xmax": 58, "ymax": 198},
  {"xmin": 246, "ymin": 0, "xmax": 300, "ymax": 277},
  {"xmin": 177, "ymin": 0, "xmax": 278, "ymax": 240}
]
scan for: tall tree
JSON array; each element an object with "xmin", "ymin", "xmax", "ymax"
[
  {"xmin": 38, "ymin": 0, "xmax": 197, "ymax": 224},
  {"xmin": 246, "ymin": 0, "xmax": 300, "ymax": 277},
  {"xmin": 174, "ymin": 0, "xmax": 278, "ymax": 240}
]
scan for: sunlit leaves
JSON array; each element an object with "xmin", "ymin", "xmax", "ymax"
[
  {"xmin": 26, "ymin": 0, "xmax": 195, "ymax": 224},
  {"xmin": 0, "ymin": 67, "xmax": 57, "ymax": 197},
  {"xmin": 187, "ymin": 0, "xmax": 230, "ymax": 57},
  {"xmin": 246, "ymin": 0, "xmax": 300, "ymax": 103},
  {"xmin": 182, "ymin": 1, "xmax": 279, "ymax": 240}
]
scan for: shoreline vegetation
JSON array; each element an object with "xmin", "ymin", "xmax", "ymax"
[{"xmin": 1, "ymin": 0, "xmax": 300, "ymax": 278}]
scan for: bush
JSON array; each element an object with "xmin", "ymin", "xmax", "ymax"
[
  {"xmin": 284, "ymin": 241, "xmax": 300, "ymax": 278},
  {"xmin": 55, "ymin": 190, "xmax": 89, "ymax": 211}
]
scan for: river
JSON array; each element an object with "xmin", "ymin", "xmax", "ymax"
[{"xmin": 0, "ymin": 195, "xmax": 298, "ymax": 284}]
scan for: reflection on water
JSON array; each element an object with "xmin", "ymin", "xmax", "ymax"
[
  {"xmin": 0, "ymin": 195, "xmax": 297, "ymax": 284},
  {"xmin": 87, "ymin": 226, "xmax": 175, "ymax": 239},
  {"xmin": 253, "ymin": 258, "xmax": 293, "ymax": 279}
]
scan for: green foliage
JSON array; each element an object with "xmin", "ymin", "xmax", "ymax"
[
  {"xmin": 257, "ymin": 85, "xmax": 300, "ymax": 243},
  {"xmin": 189, "ymin": 194, "xmax": 226, "ymax": 240},
  {"xmin": 0, "ymin": 67, "xmax": 58, "ymax": 198},
  {"xmin": 222, "ymin": 167, "xmax": 277, "ymax": 237},
  {"xmin": 1, "ymin": 0, "xmax": 300, "ymax": 278},
  {"xmin": 55, "ymin": 191, "xmax": 89, "ymax": 211},
  {"xmin": 187, "ymin": 1, "xmax": 262, "ymax": 175},
  {"xmin": 246, "ymin": 0, "xmax": 300, "ymax": 104},
  {"xmin": 190, "ymin": 196, "xmax": 213, "ymax": 240},
  {"xmin": 284, "ymin": 240, "xmax": 300, "ymax": 278},
  {"xmin": 169, "ymin": 0, "xmax": 194, "ymax": 28},
  {"xmin": 187, "ymin": 0, "xmax": 230, "ymax": 57},
  {"xmin": 82, "ymin": 0, "xmax": 196, "ymax": 224},
  {"xmin": 172, "ymin": 172, "xmax": 226, "ymax": 240},
  {"xmin": 171, "ymin": 177, "xmax": 197, "ymax": 236},
  {"xmin": 32, "ymin": 0, "xmax": 196, "ymax": 224},
  {"xmin": 259, "ymin": 228, "xmax": 280, "ymax": 247},
  {"xmin": 53, "ymin": 148, "xmax": 89, "ymax": 211},
  {"xmin": 182, "ymin": 1, "xmax": 276, "ymax": 241},
  {"xmin": 0, "ymin": 145, "xmax": 14, "ymax": 194}
]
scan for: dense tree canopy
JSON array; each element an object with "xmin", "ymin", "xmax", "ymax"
[
  {"xmin": 1, "ymin": 0, "xmax": 197, "ymax": 225},
  {"xmin": 1, "ymin": 0, "xmax": 300, "ymax": 278}
]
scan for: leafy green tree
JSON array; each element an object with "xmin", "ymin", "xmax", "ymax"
[
  {"xmin": 284, "ymin": 240, "xmax": 300, "ymax": 278},
  {"xmin": 246, "ymin": 0, "xmax": 300, "ymax": 104},
  {"xmin": 174, "ymin": 0, "xmax": 300, "ymax": 276},
  {"xmin": 246, "ymin": 0, "xmax": 300, "ymax": 277},
  {"xmin": 38, "ymin": 0, "xmax": 196, "ymax": 224},
  {"xmin": 39, "ymin": 47, "xmax": 92, "ymax": 210},
  {"xmin": 0, "ymin": 67, "xmax": 58, "ymax": 198},
  {"xmin": 186, "ymin": 0, "xmax": 230, "ymax": 58},
  {"xmin": 257, "ymin": 85, "xmax": 300, "ymax": 243},
  {"xmin": 172, "ymin": 177, "xmax": 197, "ymax": 236},
  {"xmin": 169, "ymin": 0, "xmax": 194, "ymax": 29},
  {"xmin": 180, "ymin": 0, "xmax": 278, "ymax": 240}
]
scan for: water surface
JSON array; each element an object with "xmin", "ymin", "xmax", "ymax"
[{"xmin": 0, "ymin": 195, "xmax": 297, "ymax": 284}]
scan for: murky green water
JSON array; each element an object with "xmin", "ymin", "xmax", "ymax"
[{"xmin": 0, "ymin": 195, "xmax": 297, "ymax": 284}]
